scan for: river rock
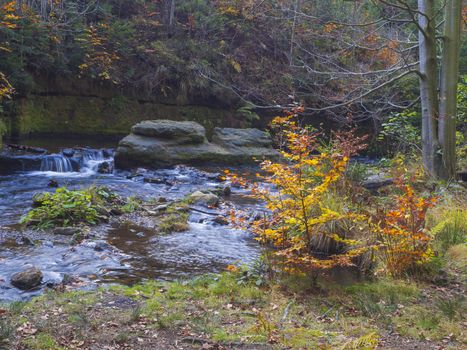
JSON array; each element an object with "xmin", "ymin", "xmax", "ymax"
[
  {"xmin": 222, "ymin": 185, "xmax": 231, "ymax": 196},
  {"xmin": 62, "ymin": 148, "xmax": 75, "ymax": 157},
  {"xmin": 212, "ymin": 216, "xmax": 229, "ymax": 225},
  {"xmin": 143, "ymin": 177, "xmax": 165, "ymax": 184},
  {"xmin": 362, "ymin": 175, "xmax": 394, "ymax": 190},
  {"xmin": 114, "ymin": 120, "xmax": 280, "ymax": 169},
  {"xmin": 52, "ymin": 227, "xmax": 80, "ymax": 236},
  {"xmin": 189, "ymin": 191, "xmax": 219, "ymax": 207},
  {"xmin": 97, "ymin": 161, "xmax": 112, "ymax": 174},
  {"xmin": 0, "ymin": 153, "xmax": 43, "ymax": 174},
  {"xmin": 47, "ymin": 179, "xmax": 59, "ymax": 188},
  {"xmin": 132, "ymin": 120, "xmax": 206, "ymax": 144},
  {"xmin": 11, "ymin": 267, "xmax": 43, "ymax": 290}
]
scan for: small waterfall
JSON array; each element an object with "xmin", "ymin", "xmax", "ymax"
[
  {"xmin": 80, "ymin": 149, "xmax": 112, "ymax": 174},
  {"xmin": 40, "ymin": 155, "xmax": 73, "ymax": 172}
]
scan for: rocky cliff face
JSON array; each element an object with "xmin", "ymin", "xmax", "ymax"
[
  {"xmin": 3, "ymin": 75, "xmax": 244, "ymax": 139},
  {"xmin": 10, "ymin": 95, "xmax": 236, "ymax": 137},
  {"xmin": 114, "ymin": 120, "xmax": 280, "ymax": 168}
]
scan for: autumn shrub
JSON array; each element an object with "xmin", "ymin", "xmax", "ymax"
[
  {"xmin": 228, "ymin": 109, "xmax": 370, "ymax": 276},
  {"xmin": 373, "ymin": 180, "xmax": 437, "ymax": 276}
]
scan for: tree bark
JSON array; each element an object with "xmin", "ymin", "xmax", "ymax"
[
  {"xmin": 418, "ymin": 0, "xmax": 441, "ymax": 177},
  {"xmin": 166, "ymin": 0, "xmax": 175, "ymax": 37},
  {"xmin": 438, "ymin": 0, "xmax": 462, "ymax": 180}
]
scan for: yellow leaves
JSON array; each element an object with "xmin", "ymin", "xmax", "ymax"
[
  {"xmin": 79, "ymin": 22, "xmax": 119, "ymax": 82},
  {"xmin": 225, "ymin": 264, "xmax": 239, "ymax": 272},
  {"xmin": 323, "ymin": 22, "xmax": 339, "ymax": 34},
  {"xmin": 226, "ymin": 114, "xmax": 369, "ymax": 273},
  {"xmin": 0, "ymin": 1, "xmax": 19, "ymax": 29},
  {"xmin": 50, "ymin": 35, "xmax": 60, "ymax": 44},
  {"xmin": 229, "ymin": 58, "xmax": 241, "ymax": 73},
  {"xmin": 0, "ymin": 72, "xmax": 13, "ymax": 101}
]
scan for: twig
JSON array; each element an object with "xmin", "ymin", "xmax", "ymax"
[
  {"xmin": 188, "ymin": 207, "xmax": 221, "ymax": 216},
  {"xmin": 281, "ymin": 302, "xmax": 293, "ymax": 322}
]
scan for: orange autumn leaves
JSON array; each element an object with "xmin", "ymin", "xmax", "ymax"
[
  {"xmin": 0, "ymin": 1, "xmax": 18, "ymax": 101},
  {"xmin": 227, "ymin": 112, "xmax": 436, "ymax": 277},
  {"xmin": 376, "ymin": 180, "xmax": 437, "ymax": 276},
  {"xmin": 228, "ymin": 110, "xmax": 371, "ymax": 274}
]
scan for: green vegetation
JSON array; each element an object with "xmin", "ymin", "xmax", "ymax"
[
  {"xmin": 155, "ymin": 201, "xmax": 191, "ymax": 234},
  {"xmin": 2, "ymin": 260, "xmax": 465, "ymax": 349},
  {"xmin": 20, "ymin": 186, "xmax": 127, "ymax": 229},
  {"xmin": 157, "ymin": 212, "xmax": 189, "ymax": 234},
  {"xmin": 430, "ymin": 209, "xmax": 466, "ymax": 253}
]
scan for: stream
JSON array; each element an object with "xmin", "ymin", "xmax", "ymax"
[{"xmin": 0, "ymin": 137, "xmax": 263, "ymax": 302}]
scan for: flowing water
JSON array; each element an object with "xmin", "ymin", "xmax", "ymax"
[{"xmin": 0, "ymin": 138, "xmax": 263, "ymax": 302}]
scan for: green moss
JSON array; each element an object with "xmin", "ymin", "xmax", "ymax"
[
  {"xmin": 393, "ymin": 305, "xmax": 465, "ymax": 341},
  {"xmin": 155, "ymin": 201, "xmax": 191, "ymax": 234},
  {"xmin": 11, "ymin": 95, "xmax": 234, "ymax": 137},
  {"xmin": 23, "ymin": 333, "xmax": 63, "ymax": 350},
  {"xmin": 20, "ymin": 186, "xmax": 128, "ymax": 229},
  {"xmin": 157, "ymin": 213, "xmax": 189, "ymax": 234},
  {"xmin": 0, "ymin": 118, "xmax": 7, "ymax": 147}
]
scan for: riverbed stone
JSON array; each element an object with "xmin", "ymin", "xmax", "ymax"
[
  {"xmin": 52, "ymin": 227, "xmax": 80, "ymax": 236},
  {"xmin": 114, "ymin": 120, "xmax": 280, "ymax": 169},
  {"xmin": 62, "ymin": 148, "xmax": 75, "ymax": 157},
  {"xmin": 11, "ymin": 267, "xmax": 43, "ymax": 290},
  {"xmin": 97, "ymin": 161, "xmax": 112, "ymax": 174},
  {"xmin": 189, "ymin": 191, "xmax": 219, "ymax": 207},
  {"xmin": 32, "ymin": 192, "xmax": 48, "ymax": 206},
  {"xmin": 132, "ymin": 120, "xmax": 206, "ymax": 144},
  {"xmin": 212, "ymin": 216, "xmax": 229, "ymax": 225}
]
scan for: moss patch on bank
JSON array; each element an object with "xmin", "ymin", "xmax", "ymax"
[{"xmin": 11, "ymin": 95, "xmax": 235, "ymax": 137}]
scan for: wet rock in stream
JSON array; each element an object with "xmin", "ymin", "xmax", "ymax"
[
  {"xmin": 11, "ymin": 267, "xmax": 43, "ymax": 290},
  {"xmin": 47, "ymin": 179, "xmax": 59, "ymax": 188},
  {"xmin": 114, "ymin": 120, "xmax": 280, "ymax": 169},
  {"xmin": 212, "ymin": 216, "xmax": 229, "ymax": 225},
  {"xmin": 97, "ymin": 161, "xmax": 112, "ymax": 174},
  {"xmin": 52, "ymin": 227, "xmax": 81, "ymax": 236},
  {"xmin": 188, "ymin": 191, "xmax": 220, "ymax": 207}
]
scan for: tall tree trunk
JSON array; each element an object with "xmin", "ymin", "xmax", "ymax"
[
  {"xmin": 438, "ymin": 0, "xmax": 462, "ymax": 179},
  {"xmin": 418, "ymin": 0, "xmax": 441, "ymax": 177},
  {"xmin": 166, "ymin": 0, "xmax": 175, "ymax": 37}
]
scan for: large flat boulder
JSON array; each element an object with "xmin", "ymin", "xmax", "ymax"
[
  {"xmin": 131, "ymin": 120, "xmax": 206, "ymax": 144},
  {"xmin": 212, "ymin": 127, "xmax": 273, "ymax": 148},
  {"xmin": 114, "ymin": 133, "xmax": 228, "ymax": 168},
  {"xmin": 211, "ymin": 127, "xmax": 278, "ymax": 160},
  {"xmin": 114, "ymin": 120, "xmax": 280, "ymax": 169}
]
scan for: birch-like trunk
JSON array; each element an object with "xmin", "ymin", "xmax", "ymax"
[
  {"xmin": 418, "ymin": 0, "xmax": 441, "ymax": 177},
  {"xmin": 167, "ymin": 0, "xmax": 175, "ymax": 37},
  {"xmin": 438, "ymin": 0, "xmax": 462, "ymax": 179}
]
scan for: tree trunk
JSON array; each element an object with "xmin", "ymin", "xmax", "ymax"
[
  {"xmin": 438, "ymin": 0, "xmax": 462, "ymax": 180},
  {"xmin": 166, "ymin": 0, "xmax": 175, "ymax": 37},
  {"xmin": 418, "ymin": 0, "xmax": 441, "ymax": 177}
]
